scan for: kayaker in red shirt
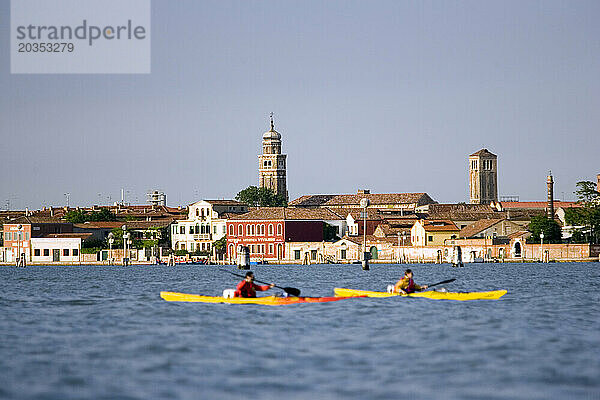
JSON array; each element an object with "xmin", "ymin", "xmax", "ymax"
[
  {"xmin": 235, "ymin": 271, "xmax": 275, "ymax": 298},
  {"xmin": 394, "ymin": 269, "xmax": 428, "ymax": 294}
]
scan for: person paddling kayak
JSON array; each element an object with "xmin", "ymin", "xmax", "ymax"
[
  {"xmin": 394, "ymin": 269, "xmax": 428, "ymax": 294},
  {"xmin": 235, "ymin": 271, "xmax": 275, "ymax": 298}
]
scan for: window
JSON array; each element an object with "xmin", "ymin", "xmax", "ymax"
[
  {"xmin": 268, "ymin": 224, "xmax": 273, "ymax": 235},
  {"xmin": 340, "ymin": 249, "xmax": 347, "ymax": 259},
  {"xmin": 269, "ymin": 244, "xmax": 274, "ymax": 254},
  {"xmin": 311, "ymin": 250, "xmax": 317, "ymax": 260},
  {"xmin": 213, "ymin": 226, "xmax": 217, "ymax": 234},
  {"xmin": 229, "ymin": 225, "xmax": 234, "ymax": 236},
  {"xmin": 428, "ymin": 235, "xmax": 433, "ymax": 242},
  {"xmin": 180, "ymin": 226, "xmax": 185, "ymax": 234},
  {"xmin": 294, "ymin": 250, "xmax": 301, "ymax": 260},
  {"xmin": 34, "ymin": 249, "xmax": 40, "ymax": 256},
  {"xmin": 25, "ymin": 232, "xmax": 30, "ymax": 240},
  {"xmin": 63, "ymin": 249, "xmax": 69, "ymax": 256},
  {"xmin": 277, "ymin": 224, "xmax": 282, "ymax": 235},
  {"xmin": 238, "ymin": 225, "xmax": 243, "ymax": 236},
  {"xmin": 72, "ymin": 249, "xmax": 79, "ymax": 256},
  {"xmin": 43, "ymin": 249, "xmax": 49, "ymax": 256},
  {"xmin": 196, "ymin": 208, "xmax": 199, "ymax": 216},
  {"xmin": 189, "ymin": 226, "xmax": 194, "ymax": 234},
  {"xmin": 5, "ymin": 232, "xmax": 10, "ymax": 241}
]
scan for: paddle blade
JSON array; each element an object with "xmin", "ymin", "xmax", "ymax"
[
  {"xmin": 428, "ymin": 278, "xmax": 456, "ymax": 288},
  {"xmin": 283, "ymin": 287, "xmax": 301, "ymax": 297}
]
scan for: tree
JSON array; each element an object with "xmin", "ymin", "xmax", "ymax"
[
  {"xmin": 213, "ymin": 236, "xmax": 227, "ymax": 255},
  {"xmin": 323, "ymin": 223, "xmax": 339, "ymax": 241},
  {"xmin": 64, "ymin": 210, "xmax": 87, "ymax": 223},
  {"xmin": 566, "ymin": 181, "xmax": 600, "ymax": 244},
  {"xmin": 65, "ymin": 208, "xmax": 116, "ymax": 223},
  {"xmin": 527, "ymin": 216, "xmax": 562, "ymax": 244},
  {"xmin": 235, "ymin": 186, "xmax": 287, "ymax": 207}
]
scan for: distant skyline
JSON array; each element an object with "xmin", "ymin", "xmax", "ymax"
[{"xmin": 1, "ymin": 0, "xmax": 599, "ymax": 209}]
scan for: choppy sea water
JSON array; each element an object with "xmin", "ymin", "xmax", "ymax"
[{"xmin": 0, "ymin": 262, "xmax": 598, "ymax": 400}]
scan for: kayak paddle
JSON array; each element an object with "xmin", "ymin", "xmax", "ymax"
[
  {"xmin": 220, "ymin": 270, "xmax": 301, "ymax": 297},
  {"xmin": 425, "ymin": 278, "xmax": 456, "ymax": 289}
]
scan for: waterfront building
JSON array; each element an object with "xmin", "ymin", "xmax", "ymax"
[
  {"xmin": 171, "ymin": 200, "xmax": 248, "ymax": 255},
  {"xmin": 258, "ymin": 115, "xmax": 288, "ymax": 202},
  {"xmin": 289, "ymin": 190, "xmax": 436, "ymax": 214},
  {"xmin": 1, "ymin": 216, "xmax": 73, "ymax": 263},
  {"xmin": 469, "ymin": 149, "xmax": 498, "ymax": 204},
  {"xmin": 459, "ymin": 218, "xmax": 523, "ymax": 239},
  {"xmin": 29, "ymin": 234, "xmax": 91, "ymax": 263},
  {"xmin": 226, "ymin": 207, "xmax": 344, "ymax": 262},
  {"xmin": 411, "ymin": 219, "xmax": 460, "ymax": 246}
]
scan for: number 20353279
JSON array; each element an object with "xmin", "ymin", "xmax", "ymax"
[{"xmin": 18, "ymin": 42, "xmax": 74, "ymax": 52}]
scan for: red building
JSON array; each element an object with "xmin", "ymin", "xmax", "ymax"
[
  {"xmin": 2, "ymin": 216, "xmax": 73, "ymax": 262},
  {"xmin": 226, "ymin": 207, "xmax": 343, "ymax": 262}
]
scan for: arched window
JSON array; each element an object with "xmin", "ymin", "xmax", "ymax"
[
  {"xmin": 277, "ymin": 224, "xmax": 282, "ymax": 235},
  {"xmin": 229, "ymin": 225, "xmax": 234, "ymax": 236},
  {"xmin": 268, "ymin": 224, "xmax": 273, "ymax": 235},
  {"xmin": 238, "ymin": 225, "xmax": 243, "ymax": 236}
]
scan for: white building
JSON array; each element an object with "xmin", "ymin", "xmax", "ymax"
[
  {"xmin": 30, "ymin": 235, "xmax": 89, "ymax": 263},
  {"xmin": 171, "ymin": 200, "xmax": 248, "ymax": 254}
]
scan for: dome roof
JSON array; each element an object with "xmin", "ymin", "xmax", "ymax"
[
  {"xmin": 263, "ymin": 128, "xmax": 281, "ymax": 140},
  {"xmin": 262, "ymin": 115, "xmax": 281, "ymax": 140}
]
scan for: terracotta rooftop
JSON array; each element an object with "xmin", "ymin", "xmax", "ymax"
[
  {"xmin": 500, "ymin": 201, "xmax": 579, "ymax": 209},
  {"xmin": 202, "ymin": 200, "xmax": 247, "ymax": 206},
  {"xmin": 6, "ymin": 215, "xmax": 68, "ymax": 224},
  {"xmin": 421, "ymin": 220, "xmax": 460, "ymax": 232},
  {"xmin": 288, "ymin": 195, "xmax": 337, "ymax": 207},
  {"xmin": 459, "ymin": 218, "xmax": 505, "ymax": 238},
  {"xmin": 289, "ymin": 192, "xmax": 436, "ymax": 208}
]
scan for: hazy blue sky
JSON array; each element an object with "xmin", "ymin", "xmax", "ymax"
[{"xmin": 1, "ymin": 0, "xmax": 599, "ymax": 209}]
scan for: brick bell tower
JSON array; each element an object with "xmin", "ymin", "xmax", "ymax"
[
  {"xmin": 469, "ymin": 149, "xmax": 498, "ymax": 204},
  {"xmin": 258, "ymin": 114, "xmax": 288, "ymax": 202}
]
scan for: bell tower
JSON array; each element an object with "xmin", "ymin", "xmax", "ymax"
[
  {"xmin": 258, "ymin": 114, "xmax": 288, "ymax": 202},
  {"xmin": 469, "ymin": 149, "xmax": 498, "ymax": 204}
]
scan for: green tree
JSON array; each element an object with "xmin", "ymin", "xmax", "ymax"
[
  {"xmin": 235, "ymin": 186, "xmax": 287, "ymax": 207},
  {"xmin": 566, "ymin": 181, "xmax": 600, "ymax": 244},
  {"xmin": 88, "ymin": 208, "xmax": 116, "ymax": 222},
  {"xmin": 64, "ymin": 210, "xmax": 87, "ymax": 223},
  {"xmin": 527, "ymin": 216, "xmax": 562, "ymax": 244},
  {"xmin": 213, "ymin": 236, "xmax": 227, "ymax": 255},
  {"xmin": 323, "ymin": 223, "xmax": 339, "ymax": 241},
  {"xmin": 65, "ymin": 208, "xmax": 116, "ymax": 223}
]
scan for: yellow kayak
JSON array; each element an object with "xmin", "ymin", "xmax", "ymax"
[
  {"xmin": 333, "ymin": 288, "xmax": 507, "ymax": 301},
  {"xmin": 160, "ymin": 291, "xmax": 363, "ymax": 306}
]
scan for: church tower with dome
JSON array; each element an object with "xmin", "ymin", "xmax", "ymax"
[{"xmin": 258, "ymin": 114, "xmax": 288, "ymax": 202}]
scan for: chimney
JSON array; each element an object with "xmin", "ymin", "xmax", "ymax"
[
  {"xmin": 50, "ymin": 208, "xmax": 54, "ymax": 217},
  {"xmin": 357, "ymin": 189, "xmax": 370, "ymax": 195},
  {"xmin": 547, "ymin": 172, "xmax": 554, "ymax": 220}
]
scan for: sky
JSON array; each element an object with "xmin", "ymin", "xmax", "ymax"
[{"xmin": 1, "ymin": 0, "xmax": 599, "ymax": 209}]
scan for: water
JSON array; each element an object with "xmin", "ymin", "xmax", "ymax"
[{"xmin": 0, "ymin": 263, "xmax": 598, "ymax": 400}]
